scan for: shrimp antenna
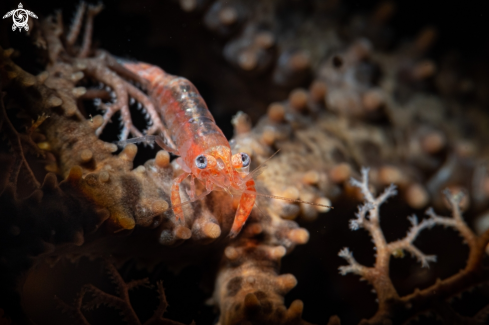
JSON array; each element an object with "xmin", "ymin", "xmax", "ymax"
[
  {"xmin": 240, "ymin": 189, "xmax": 333, "ymax": 209},
  {"xmin": 244, "ymin": 149, "xmax": 281, "ymax": 181}
]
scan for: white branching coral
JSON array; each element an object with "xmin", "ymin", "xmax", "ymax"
[
  {"xmin": 338, "ymin": 167, "xmax": 489, "ymax": 324},
  {"xmin": 340, "ymin": 167, "xmax": 449, "ymax": 273}
]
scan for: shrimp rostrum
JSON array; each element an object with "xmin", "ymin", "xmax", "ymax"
[{"xmin": 117, "ymin": 62, "xmax": 331, "ymax": 238}]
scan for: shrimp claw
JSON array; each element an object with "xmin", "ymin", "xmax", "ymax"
[{"xmin": 229, "ymin": 178, "xmax": 256, "ymax": 238}]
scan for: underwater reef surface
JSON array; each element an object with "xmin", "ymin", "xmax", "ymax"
[{"xmin": 1, "ymin": 0, "xmax": 489, "ymax": 324}]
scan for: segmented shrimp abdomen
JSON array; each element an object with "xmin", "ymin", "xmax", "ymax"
[
  {"xmin": 123, "ymin": 62, "xmax": 229, "ymax": 155},
  {"xmin": 156, "ymin": 77, "xmax": 228, "ymax": 149}
]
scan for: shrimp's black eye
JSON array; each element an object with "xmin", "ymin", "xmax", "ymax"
[
  {"xmin": 195, "ymin": 155, "xmax": 207, "ymax": 169},
  {"xmin": 241, "ymin": 153, "xmax": 250, "ymax": 167}
]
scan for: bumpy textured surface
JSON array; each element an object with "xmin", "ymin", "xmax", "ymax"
[{"xmin": 1, "ymin": 1, "xmax": 489, "ymax": 325}]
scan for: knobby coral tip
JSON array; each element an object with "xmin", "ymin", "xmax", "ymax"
[
  {"xmin": 224, "ymin": 246, "xmax": 239, "ymax": 260},
  {"xmin": 114, "ymin": 211, "xmax": 136, "ymax": 230},
  {"xmin": 405, "ymin": 183, "xmax": 429, "ymax": 209},
  {"xmin": 41, "ymin": 173, "xmax": 58, "ymax": 190},
  {"xmin": 218, "ymin": 6, "xmax": 237, "ymax": 25},
  {"xmin": 289, "ymin": 88, "xmax": 309, "ymax": 111},
  {"xmin": 289, "ymin": 52, "xmax": 310, "ymax": 71},
  {"xmin": 288, "ymin": 228, "xmax": 309, "ymax": 244},
  {"xmin": 37, "ymin": 142, "xmax": 51, "ymax": 151},
  {"xmin": 309, "ymin": 80, "xmax": 327, "ymax": 102},
  {"xmin": 180, "ymin": 0, "xmax": 197, "ymax": 12},
  {"xmin": 329, "ymin": 163, "xmax": 352, "ymax": 184},
  {"xmin": 22, "ymin": 74, "xmax": 37, "ymax": 87},
  {"xmin": 276, "ymin": 274, "xmax": 298, "ymax": 293},
  {"xmin": 255, "ymin": 31, "xmax": 275, "ymax": 49},
  {"xmin": 104, "ymin": 142, "xmax": 118, "ymax": 152},
  {"xmin": 270, "ymin": 246, "xmax": 286, "ymax": 259},
  {"xmin": 421, "ymin": 131, "xmax": 446, "ymax": 154},
  {"xmin": 155, "ymin": 150, "xmax": 171, "ymax": 168},
  {"xmin": 72, "ymin": 87, "xmax": 87, "ymax": 98},
  {"xmin": 67, "ymin": 165, "xmax": 83, "ymax": 181},
  {"xmin": 37, "ymin": 71, "xmax": 49, "ymax": 83},
  {"xmin": 120, "ymin": 143, "xmax": 138, "ymax": 161},
  {"xmin": 302, "ymin": 170, "xmax": 319, "ymax": 185},
  {"xmin": 362, "ymin": 89, "xmax": 384, "ymax": 111},
  {"xmin": 70, "ymin": 71, "xmax": 84, "ymax": 82},
  {"xmin": 203, "ymin": 223, "xmax": 221, "ymax": 239},
  {"xmin": 134, "ymin": 165, "xmax": 146, "ymax": 173},
  {"xmin": 315, "ymin": 197, "xmax": 332, "ymax": 213},
  {"xmin": 238, "ymin": 51, "xmax": 258, "ymax": 71},
  {"xmin": 151, "ymin": 199, "xmax": 169, "ymax": 214},
  {"xmin": 267, "ymin": 102, "xmax": 285, "ymax": 122},
  {"xmin": 47, "ymin": 95, "xmax": 62, "ymax": 107},
  {"xmin": 79, "ymin": 149, "xmax": 93, "ymax": 162},
  {"xmin": 248, "ymin": 223, "xmax": 263, "ymax": 235},
  {"xmin": 261, "ymin": 127, "xmax": 275, "ymax": 146},
  {"xmin": 286, "ymin": 299, "xmax": 304, "ymax": 318},
  {"xmin": 90, "ymin": 114, "xmax": 104, "ymax": 128},
  {"xmin": 174, "ymin": 225, "xmax": 192, "ymax": 240},
  {"xmin": 282, "ymin": 186, "xmax": 300, "ymax": 200},
  {"xmin": 98, "ymin": 171, "xmax": 110, "ymax": 183}
]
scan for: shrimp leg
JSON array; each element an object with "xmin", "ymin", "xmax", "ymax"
[
  {"xmin": 186, "ymin": 175, "xmax": 197, "ymax": 200},
  {"xmin": 229, "ymin": 179, "xmax": 256, "ymax": 238},
  {"xmin": 172, "ymin": 177, "xmax": 215, "ymax": 221},
  {"xmin": 171, "ymin": 172, "xmax": 190, "ymax": 223}
]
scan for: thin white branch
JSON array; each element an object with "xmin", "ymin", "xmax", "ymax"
[
  {"xmin": 404, "ymin": 245, "xmax": 437, "ymax": 268},
  {"xmin": 404, "ymin": 215, "xmax": 436, "ymax": 243},
  {"xmin": 350, "ymin": 167, "xmax": 375, "ymax": 202},
  {"xmin": 375, "ymin": 183, "xmax": 398, "ymax": 206},
  {"xmin": 350, "ymin": 168, "xmax": 397, "ymax": 209},
  {"xmin": 425, "ymin": 207, "xmax": 457, "ymax": 228},
  {"xmin": 338, "ymin": 247, "xmax": 367, "ymax": 276},
  {"xmin": 387, "ymin": 192, "xmax": 475, "ymax": 269},
  {"xmin": 385, "ymin": 213, "xmax": 439, "ymax": 268},
  {"xmin": 350, "ymin": 202, "xmax": 374, "ymax": 230},
  {"xmin": 425, "ymin": 190, "xmax": 477, "ymax": 248}
]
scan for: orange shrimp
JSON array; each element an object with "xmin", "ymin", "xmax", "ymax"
[{"xmin": 116, "ymin": 62, "xmax": 331, "ymax": 237}]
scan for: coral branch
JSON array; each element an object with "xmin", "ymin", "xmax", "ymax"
[
  {"xmin": 338, "ymin": 248, "xmax": 368, "ymax": 276},
  {"xmin": 0, "ymin": 93, "xmax": 41, "ymax": 190},
  {"xmin": 339, "ymin": 168, "xmax": 489, "ymax": 324},
  {"xmin": 56, "ymin": 260, "xmax": 187, "ymax": 325},
  {"xmin": 66, "ymin": 2, "xmax": 87, "ymax": 47}
]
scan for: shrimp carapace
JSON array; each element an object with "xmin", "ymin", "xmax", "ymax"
[{"xmin": 116, "ymin": 61, "xmax": 332, "ymax": 238}]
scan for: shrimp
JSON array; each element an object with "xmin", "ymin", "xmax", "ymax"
[{"xmin": 116, "ymin": 62, "xmax": 331, "ymax": 237}]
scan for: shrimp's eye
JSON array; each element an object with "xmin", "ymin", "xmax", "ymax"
[
  {"xmin": 195, "ymin": 155, "xmax": 207, "ymax": 169},
  {"xmin": 241, "ymin": 153, "xmax": 250, "ymax": 167}
]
